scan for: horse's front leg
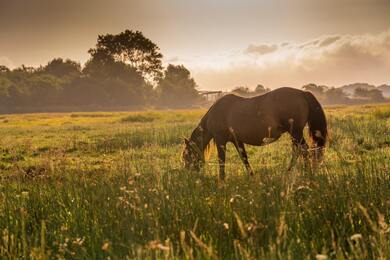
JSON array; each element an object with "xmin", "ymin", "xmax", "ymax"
[
  {"xmin": 215, "ymin": 138, "xmax": 227, "ymax": 180},
  {"xmin": 233, "ymin": 140, "xmax": 254, "ymax": 176}
]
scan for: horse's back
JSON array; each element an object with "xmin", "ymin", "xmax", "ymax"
[
  {"xmin": 228, "ymin": 88, "xmax": 310, "ymax": 144},
  {"xmin": 256, "ymin": 87, "xmax": 305, "ymax": 102},
  {"xmin": 215, "ymin": 93, "xmax": 244, "ymax": 107},
  {"xmin": 203, "ymin": 94, "xmax": 243, "ymax": 132},
  {"xmin": 203, "ymin": 88, "xmax": 311, "ymax": 144},
  {"xmin": 257, "ymin": 87, "xmax": 309, "ymax": 121}
]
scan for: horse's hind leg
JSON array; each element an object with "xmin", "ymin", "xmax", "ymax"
[
  {"xmin": 288, "ymin": 130, "xmax": 309, "ymax": 171},
  {"xmin": 215, "ymin": 137, "xmax": 227, "ymax": 180},
  {"xmin": 233, "ymin": 140, "xmax": 254, "ymax": 176}
]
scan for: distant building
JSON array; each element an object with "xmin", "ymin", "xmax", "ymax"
[{"xmin": 198, "ymin": 90, "xmax": 225, "ymax": 102}]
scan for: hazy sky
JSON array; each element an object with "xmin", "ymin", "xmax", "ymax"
[{"xmin": 1, "ymin": 0, "xmax": 390, "ymax": 90}]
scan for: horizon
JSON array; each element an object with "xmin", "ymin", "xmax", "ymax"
[{"xmin": 1, "ymin": 0, "xmax": 390, "ymax": 90}]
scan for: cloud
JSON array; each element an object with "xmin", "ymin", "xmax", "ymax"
[
  {"xmin": 191, "ymin": 28, "xmax": 390, "ymax": 90},
  {"xmin": 246, "ymin": 44, "xmax": 278, "ymax": 55},
  {"xmin": 318, "ymin": 36, "xmax": 341, "ymax": 47},
  {"xmin": 297, "ymin": 35, "xmax": 341, "ymax": 49}
]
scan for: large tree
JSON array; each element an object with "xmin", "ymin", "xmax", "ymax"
[
  {"xmin": 88, "ymin": 30, "xmax": 163, "ymax": 83},
  {"xmin": 157, "ymin": 64, "xmax": 199, "ymax": 106},
  {"xmin": 82, "ymin": 53, "xmax": 149, "ymax": 106}
]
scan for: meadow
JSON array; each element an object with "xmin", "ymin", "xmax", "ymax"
[{"xmin": 0, "ymin": 104, "xmax": 389, "ymax": 259}]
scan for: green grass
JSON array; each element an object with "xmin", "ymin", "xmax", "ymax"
[
  {"xmin": 373, "ymin": 107, "xmax": 390, "ymax": 119},
  {"xmin": 0, "ymin": 105, "xmax": 389, "ymax": 259}
]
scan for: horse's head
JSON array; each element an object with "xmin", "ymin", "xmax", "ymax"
[{"xmin": 182, "ymin": 138, "xmax": 204, "ymax": 171}]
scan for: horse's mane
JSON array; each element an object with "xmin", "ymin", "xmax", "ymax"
[{"xmin": 190, "ymin": 104, "xmax": 216, "ymax": 161}]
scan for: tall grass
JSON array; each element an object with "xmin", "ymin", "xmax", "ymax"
[{"xmin": 0, "ymin": 105, "xmax": 389, "ymax": 258}]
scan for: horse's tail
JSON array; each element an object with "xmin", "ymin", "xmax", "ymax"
[{"xmin": 303, "ymin": 91, "xmax": 327, "ymax": 148}]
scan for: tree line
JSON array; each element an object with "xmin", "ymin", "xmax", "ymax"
[
  {"xmin": 301, "ymin": 83, "xmax": 388, "ymax": 105},
  {"xmin": 0, "ymin": 30, "xmax": 200, "ymax": 113},
  {"xmin": 230, "ymin": 83, "xmax": 388, "ymax": 105}
]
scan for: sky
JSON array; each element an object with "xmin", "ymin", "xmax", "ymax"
[{"xmin": 1, "ymin": 0, "xmax": 390, "ymax": 90}]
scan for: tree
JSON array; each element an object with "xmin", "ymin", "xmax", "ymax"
[
  {"xmin": 302, "ymin": 83, "xmax": 329, "ymax": 103},
  {"xmin": 42, "ymin": 58, "xmax": 81, "ymax": 78},
  {"xmin": 231, "ymin": 85, "xmax": 270, "ymax": 97},
  {"xmin": 354, "ymin": 87, "xmax": 384, "ymax": 102},
  {"xmin": 28, "ymin": 74, "xmax": 63, "ymax": 106},
  {"xmin": 88, "ymin": 30, "xmax": 163, "ymax": 83},
  {"xmin": 378, "ymin": 84, "xmax": 390, "ymax": 98},
  {"xmin": 325, "ymin": 87, "xmax": 349, "ymax": 104},
  {"xmin": 0, "ymin": 76, "xmax": 11, "ymax": 105},
  {"xmin": 0, "ymin": 65, "xmax": 10, "ymax": 74},
  {"xmin": 62, "ymin": 77, "xmax": 108, "ymax": 106},
  {"xmin": 157, "ymin": 64, "xmax": 199, "ymax": 106},
  {"xmin": 254, "ymin": 84, "xmax": 270, "ymax": 95},
  {"xmin": 82, "ymin": 54, "xmax": 148, "ymax": 106},
  {"xmin": 231, "ymin": 86, "xmax": 252, "ymax": 97},
  {"xmin": 14, "ymin": 65, "xmax": 37, "ymax": 74},
  {"xmin": 302, "ymin": 83, "xmax": 327, "ymax": 96},
  {"xmin": 0, "ymin": 66, "xmax": 11, "ymax": 104}
]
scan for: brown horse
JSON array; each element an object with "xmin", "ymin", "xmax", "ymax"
[{"xmin": 182, "ymin": 87, "xmax": 327, "ymax": 180}]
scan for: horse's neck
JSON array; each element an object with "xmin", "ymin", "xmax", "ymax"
[{"xmin": 191, "ymin": 127, "xmax": 212, "ymax": 152}]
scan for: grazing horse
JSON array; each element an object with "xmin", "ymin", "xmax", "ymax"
[{"xmin": 182, "ymin": 87, "xmax": 327, "ymax": 180}]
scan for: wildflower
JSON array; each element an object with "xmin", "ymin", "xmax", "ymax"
[
  {"xmin": 316, "ymin": 254, "xmax": 327, "ymax": 260},
  {"xmin": 148, "ymin": 240, "xmax": 170, "ymax": 251},
  {"xmin": 101, "ymin": 241, "xmax": 110, "ymax": 251},
  {"xmin": 350, "ymin": 233, "xmax": 362, "ymax": 241},
  {"xmin": 60, "ymin": 225, "xmax": 68, "ymax": 232},
  {"xmin": 73, "ymin": 237, "xmax": 84, "ymax": 246},
  {"xmin": 223, "ymin": 223, "xmax": 229, "ymax": 230}
]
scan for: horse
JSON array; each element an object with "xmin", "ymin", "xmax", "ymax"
[{"xmin": 182, "ymin": 87, "xmax": 327, "ymax": 180}]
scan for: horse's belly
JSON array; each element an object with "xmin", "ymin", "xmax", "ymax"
[
  {"xmin": 231, "ymin": 126, "xmax": 282, "ymax": 146},
  {"xmin": 227, "ymin": 107, "xmax": 283, "ymax": 146},
  {"xmin": 240, "ymin": 134, "xmax": 281, "ymax": 146}
]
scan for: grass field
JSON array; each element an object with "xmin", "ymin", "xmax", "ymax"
[{"xmin": 0, "ymin": 104, "xmax": 389, "ymax": 259}]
